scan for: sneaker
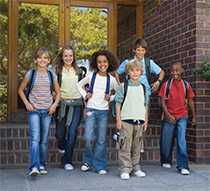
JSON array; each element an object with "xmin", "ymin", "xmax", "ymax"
[
  {"xmin": 58, "ymin": 149, "xmax": 65, "ymax": 154},
  {"xmin": 120, "ymin": 172, "xmax": 130, "ymax": 180},
  {"xmin": 162, "ymin": 163, "xmax": 171, "ymax": 168},
  {"xmin": 64, "ymin": 163, "xmax": 74, "ymax": 171},
  {"xmin": 81, "ymin": 163, "xmax": 90, "ymax": 171},
  {"xmin": 29, "ymin": 167, "xmax": 40, "ymax": 176},
  {"xmin": 180, "ymin": 168, "xmax": 190, "ymax": 175},
  {"xmin": 98, "ymin": 170, "xmax": 107, "ymax": 175},
  {"xmin": 39, "ymin": 166, "xmax": 48, "ymax": 175},
  {"xmin": 134, "ymin": 170, "xmax": 146, "ymax": 177}
]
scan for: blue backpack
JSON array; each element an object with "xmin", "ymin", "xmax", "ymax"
[{"xmin": 24, "ymin": 69, "xmax": 54, "ymax": 99}]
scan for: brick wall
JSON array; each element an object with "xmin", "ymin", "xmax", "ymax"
[{"xmin": 144, "ymin": 0, "xmax": 210, "ymax": 163}]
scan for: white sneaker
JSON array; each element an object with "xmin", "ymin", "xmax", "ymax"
[
  {"xmin": 162, "ymin": 163, "xmax": 171, "ymax": 168},
  {"xmin": 39, "ymin": 166, "xmax": 48, "ymax": 175},
  {"xmin": 98, "ymin": 170, "xmax": 107, "ymax": 175},
  {"xmin": 120, "ymin": 172, "xmax": 130, "ymax": 180},
  {"xmin": 134, "ymin": 170, "xmax": 146, "ymax": 177},
  {"xmin": 64, "ymin": 163, "xmax": 74, "ymax": 171},
  {"xmin": 58, "ymin": 149, "xmax": 65, "ymax": 154},
  {"xmin": 29, "ymin": 167, "xmax": 40, "ymax": 176},
  {"xmin": 180, "ymin": 168, "xmax": 190, "ymax": 175},
  {"xmin": 81, "ymin": 163, "xmax": 90, "ymax": 171}
]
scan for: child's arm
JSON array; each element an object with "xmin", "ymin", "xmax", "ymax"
[
  {"xmin": 115, "ymin": 104, "xmax": 122, "ymax": 130},
  {"xmin": 77, "ymin": 74, "xmax": 90, "ymax": 100},
  {"xmin": 161, "ymin": 97, "xmax": 176, "ymax": 124},
  {"xmin": 18, "ymin": 75, "xmax": 34, "ymax": 112},
  {"xmin": 48, "ymin": 80, "xmax": 60, "ymax": 115},
  {"xmin": 143, "ymin": 106, "xmax": 149, "ymax": 131},
  {"xmin": 188, "ymin": 99, "xmax": 196, "ymax": 125}
]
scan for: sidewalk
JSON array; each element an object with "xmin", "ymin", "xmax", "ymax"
[{"xmin": 0, "ymin": 164, "xmax": 209, "ymax": 191}]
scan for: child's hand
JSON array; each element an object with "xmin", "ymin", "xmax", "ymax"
[
  {"xmin": 48, "ymin": 103, "xmax": 57, "ymax": 115},
  {"xmin": 166, "ymin": 114, "xmax": 176, "ymax": 124},
  {"xmin": 152, "ymin": 80, "xmax": 161, "ymax": 92},
  {"xmin": 116, "ymin": 118, "xmax": 122, "ymax": 130},
  {"xmin": 104, "ymin": 94, "xmax": 111, "ymax": 101},
  {"xmin": 142, "ymin": 121, "xmax": 148, "ymax": 131},
  {"xmin": 85, "ymin": 92, "xmax": 92, "ymax": 101},
  {"xmin": 191, "ymin": 117, "xmax": 196, "ymax": 126},
  {"xmin": 25, "ymin": 102, "xmax": 34, "ymax": 112}
]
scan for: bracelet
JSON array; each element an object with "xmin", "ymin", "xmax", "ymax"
[{"xmin": 158, "ymin": 79, "xmax": 162, "ymax": 85}]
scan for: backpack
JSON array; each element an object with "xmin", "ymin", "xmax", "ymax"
[
  {"xmin": 112, "ymin": 80, "xmax": 147, "ymax": 117},
  {"xmin": 87, "ymin": 71, "xmax": 110, "ymax": 95},
  {"xmin": 164, "ymin": 78, "xmax": 189, "ymax": 99},
  {"xmin": 25, "ymin": 69, "xmax": 54, "ymax": 99},
  {"xmin": 144, "ymin": 57, "xmax": 152, "ymax": 86}
]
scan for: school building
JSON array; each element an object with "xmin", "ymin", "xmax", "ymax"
[{"xmin": 0, "ymin": 0, "xmax": 210, "ymax": 167}]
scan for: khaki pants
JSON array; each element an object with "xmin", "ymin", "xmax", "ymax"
[{"xmin": 118, "ymin": 121, "xmax": 144, "ymax": 173}]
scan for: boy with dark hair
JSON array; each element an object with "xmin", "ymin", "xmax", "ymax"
[
  {"xmin": 117, "ymin": 37, "xmax": 165, "ymax": 96},
  {"xmin": 159, "ymin": 63, "xmax": 196, "ymax": 175}
]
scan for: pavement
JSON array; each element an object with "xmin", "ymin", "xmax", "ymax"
[{"xmin": 0, "ymin": 163, "xmax": 209, "ymax": 191}]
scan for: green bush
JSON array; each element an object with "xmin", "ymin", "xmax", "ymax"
[{"xmin": 201, "ymin": 60, "xmax": 210, "ymax": 81}]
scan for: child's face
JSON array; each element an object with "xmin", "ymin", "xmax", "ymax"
[
  {"xmin": 63, "ymin": 49, "xmax": 74, "ymax": 66},
  {"xmin": 135, "ymin": 46, "xmax": 146, "ymax": 60},
  {"xmin": 171, "ymin": 64, "xmax": 183, "ymax": 80},
  {"xmin": 36, "ymin": 53, "xmax": 50, "ymax": 68},
  {"xmin": 97, "ymin": 55, "xmax": 109, "ymax": 74},
  {"xmin": 128, "ymin": 67, "xmax": 141, "ymax": 81}
]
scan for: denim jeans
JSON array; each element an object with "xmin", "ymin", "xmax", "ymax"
[
  {"xmin": 56, "ymin": 106, "xmax": 82, "ymax": 164},
  {"xmin": 83, "ymin": 108, "xmax": 108, "ymax": 171},
  {"xmin": 28, "ymin": 109, "xmax": 52, "ymax": 170},
  {"xmin": 160, "ymin": 117, "xmax": 189, "ymax": 170}
]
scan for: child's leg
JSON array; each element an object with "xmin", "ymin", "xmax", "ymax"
[
  {"xmin": 28, "ymin": 111, "xmax": 41, "ymax": 170},
  {"xmin": 176, "ymin": 117, "xmax": 189, "ymax": 170},
  {"xmin": 39, "ymin": 110, "xmax": 52, "ymax": 167},
  {"xmin": 160, "ymin": 121, "xmax": 176, "ymax": 165},
  {"xmin": 63, "ymin": 106, "xmax": 82, "ymax": 165},
  {"xmin": 93, "ymin": 110, "xmax": 108, "ymax": 171},
  {"xmin": 119, "ymin": 122, "xmax": 133, "ymax": 174},
  {"xmin": 131, "ymin": 124, "xmax": 144, "ymax": 172},
  {"xmin": 83, "ymin": 108, "xmax": 96, "ymax": 167}
]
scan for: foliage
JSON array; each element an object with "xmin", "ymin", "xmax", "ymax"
[{"xmin": 201, "ymin": 60, "xmax": 210, "ymax": 81}]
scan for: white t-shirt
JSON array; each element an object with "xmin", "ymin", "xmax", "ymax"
[{"xmin": 77, "ymin": 72, "xmax": 119, "ymax": 110}]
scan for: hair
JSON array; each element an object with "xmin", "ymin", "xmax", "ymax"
[
  {"xmin": 134, "ymin": 38, "xmax": 148, "ymax": 50},
  {"xmin": 171, "ymin": 62, "xmax": 184, "ymax": 73},
  {"xmin": 34, "ymin": 47, "xmax": 51, "ymax": 64},
  {"xmin": 53, "ymin": 45, "xmax": 80, "ymax": 75},
  {"xmin": 125, "ymin": 59, "xmax": 143, "ymax": 75},
  {"xmin": 89, "ymin": 50, "xmax": 119, "ymax": 73}
]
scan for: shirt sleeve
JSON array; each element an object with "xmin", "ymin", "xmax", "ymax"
[
  {"xmin": 114, "ymin": 84, "xmax": 124, "ymax": 105},
  {"xmin": 110, "ymin": 76, "xmax": 120, "ymax": 102},
  {"xmin": 159, "ymin": 81, "xmax": 167, "ymax": 97},
  {"xmin": 187, "ymin": 83, "xmax": 195, "ymax": 100},
  {"xmin": 117, "ymin": 59, "xmax": 128, "ymax": 75},
  {"xmin": 77, "ymin": 72, "xmax": 91, "ymax": 98},
  {"xmin": 25, "ymin": 70, "xmax": 32, "ymax": 81},
  {"xmin": 150, "ymin": 59, "xmax": 162, "ymax": 75}
]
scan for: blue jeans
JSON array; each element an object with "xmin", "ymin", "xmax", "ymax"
[
  {"xmin": 160, "ymin": 117, "xmax": 189, "ymax": 170},
  {"xmin": 56, "ymin": 106, "xmax": 82, "ymax": 164},
  {"xmin": 28, "ymin": 109, "xmax": 52, "ymax": 170},
  {"xmin": 83, "ymin": 108, "xmax": 108, "ymax": 171}
]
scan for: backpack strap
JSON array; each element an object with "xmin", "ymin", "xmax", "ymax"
[
  {"xmin": 165, "ymin": 78, "xmax": 173, "ymax": 98},
  {"xmin": 57, "ymin": 73, "xmax": 62, "ymax": 87},
  {"xmin": 88, "ymin": 72, "xmax": 97, "ymax": 94},
  {"xmin": 25, "ymin": 69, "xmax": 36, "ymax": 99},
  {"xmin": 105, "ymin": 74, "xmax": 110, "ymax": 95},
  {"xmin": 182, "ymin": 79, "xmax": 188, "ymax": 99},
  {"xmin": 47, "ymin": 70, "xmax": 54, "ymax": 95},
  {"xmin": 144, "ymin": 57, "xmax": 151, "ymax": 86},
  {"xmin": 121, "ymin": 79, "xmax": 128, "ymax": 109},
  {"xmin": 141, "ymin": 83, "xmax": 147, "ymax": 107}
]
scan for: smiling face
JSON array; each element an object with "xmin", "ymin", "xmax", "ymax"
[
  {"xmin": 134, "ymin": 46, "xmax": 146, "ymax": 60},
  {"xmin": 62, "ymin": 49, "xmax": 74, "ymax": 67},
  {"xmin": 170, "ymin": 63, "xmax": 183, "ymax": 80},
  {"xmin": 36, "ymin": 53, "xmax": 50, "ymax": 69},
  {"xmin": 96, "ymin": 55, "xmax": 109, "ymax": 75}
]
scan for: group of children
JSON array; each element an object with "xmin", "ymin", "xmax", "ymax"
[{"xmin": 18, "ymin": 38, "xmax": 196, "ymax": 180}]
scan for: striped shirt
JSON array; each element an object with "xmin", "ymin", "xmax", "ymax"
[{"xmin": 26, "ymin": 69, "xmax": 57, "ymax": 109}]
